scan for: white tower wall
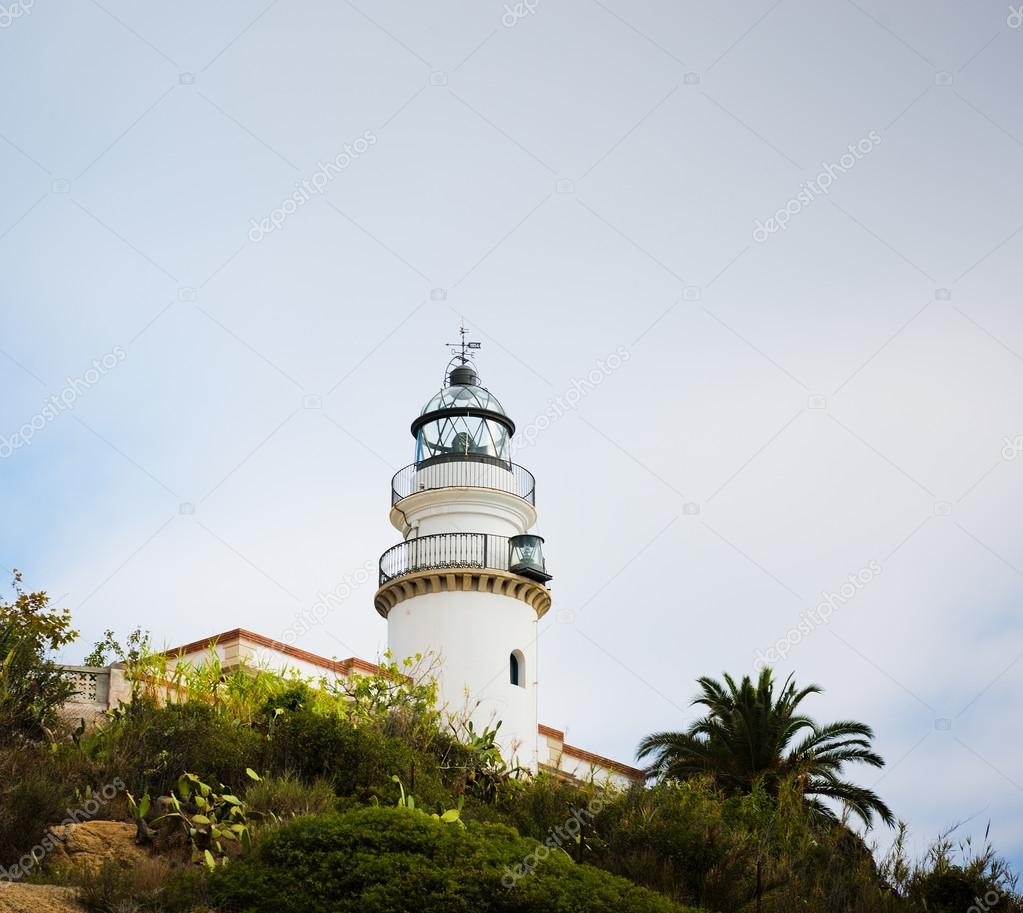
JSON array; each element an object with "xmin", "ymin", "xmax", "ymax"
[
  {"xmin": 387, "ymin": 588, "xmax": 538, "ymax": 768},
  {"xmin": 390, "ymin": 486, "xmax": 536, "ymax": 539}
]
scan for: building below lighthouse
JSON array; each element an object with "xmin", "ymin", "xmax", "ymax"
[{"xmin": 60, "ymin": 342, "xmax": 644, "ymax": 788}]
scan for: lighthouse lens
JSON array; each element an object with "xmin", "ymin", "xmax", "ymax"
[{"xmin": 416, "ymin": 415, "xmax": 510, "ymax": 462}]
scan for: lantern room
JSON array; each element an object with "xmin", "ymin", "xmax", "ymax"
[{"xmin": 410, "ymin": 362, "xmax": 516, "ymax": 464}]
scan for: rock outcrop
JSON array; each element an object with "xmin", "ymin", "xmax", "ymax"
[
  {"xmin": 47, "ymin": 820, "xmax": 148, "ymax": 873},
  {"xmin": 0, "ymin": 884, "xmax": 85, "ymax": 913}
]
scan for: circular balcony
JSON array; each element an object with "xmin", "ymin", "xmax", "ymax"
[
  {"xmin": 378, "ymin": 532, "xmax": 550, "ymax": 586},
  {"xmin": 390, "ymin": 458, "xmax": 535, "ymax": 507}
]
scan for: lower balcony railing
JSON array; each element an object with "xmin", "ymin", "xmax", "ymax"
[{"xmin": 378, "ymin": 532, "xmax": 550, "ymax": 586}]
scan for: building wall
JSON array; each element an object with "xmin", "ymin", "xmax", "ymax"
[
  {"xmin": 172, "ymin": 638, "xmax": 347, "ymax": 685},
  {"xmin": 58, "ymin": 629, "xmax": 643, "ymax": 789},
  {"xmin": 58, "ymin": 665, "xmax": 130, "ymax": 723},
  {"xmin": 538, "ymin": 725, "xmax": 644, "ymax": 790}
]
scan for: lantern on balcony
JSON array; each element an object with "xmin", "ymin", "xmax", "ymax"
[{"xmin": 509, "ymin": 534, "xmax": 551, "ymax": 583}]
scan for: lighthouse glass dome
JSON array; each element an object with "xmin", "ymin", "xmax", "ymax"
[
  {"xmin": 413, "ymin": 382, "xmax": 514, "ymax": 463},
  {"xmin": 419, "ymin": 384, "xmax": 507, "ymax": 418}
]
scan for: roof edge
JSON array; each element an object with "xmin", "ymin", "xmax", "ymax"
[{"xmin": 162, "ymin": 628, "xmax": 381, "ymax": 677}]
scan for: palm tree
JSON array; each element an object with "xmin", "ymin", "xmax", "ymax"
[{"xmin": 637, "ymin": 667, "xmax": 895, "ymax": 829}]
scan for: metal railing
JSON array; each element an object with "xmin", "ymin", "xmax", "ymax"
[
  {"xmin": 379, "ymin": 532, "xmax": 512, "ymax": 585},
  {"xmin": 391, "ymin": 458, "xmax": 535, "ymax": 506}
]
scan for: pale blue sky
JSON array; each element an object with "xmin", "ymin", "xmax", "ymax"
[{"xmin": 2, "ymin": 0, "xmax": 1022, "ymax": 869}]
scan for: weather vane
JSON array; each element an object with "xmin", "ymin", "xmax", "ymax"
[{"xmin": 445, "ymin": 323, "xmax": 481, "ymax": 366}]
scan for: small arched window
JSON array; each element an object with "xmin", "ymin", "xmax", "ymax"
[{"xmin": 510, "ymin": 650, "xmax": 525, "ymax": 687}]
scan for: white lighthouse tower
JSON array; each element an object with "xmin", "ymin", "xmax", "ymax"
[{"xmin": 374, "ymin": 333, "xmax": 552, "ymax": 769}]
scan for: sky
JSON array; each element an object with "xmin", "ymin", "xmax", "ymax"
[{"xmin": 2, "ymin": 0, "xmax": 1022, "ymax": 872}]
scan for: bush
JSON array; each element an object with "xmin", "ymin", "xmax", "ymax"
[
  {"xmin": 243, "ymin": 772, "xmax": 336, "ymax": 819},
  {"xmin": 263, "ymin": 710, "xmax": 447, "ymax": 808},
  {"xmin": 0, "ymin": 746, "xmax": 75, "ymax": 865},
  {"xmin": 91, "ymin": 701, "xmax": 264, "ymax": 797},
  {"xmin": 0, "ymin": 742, "xmax": 107, "ymax": 866},
  {"xmin": 902, "ymin": 829, "xmax": 1022, "ymax": 913},
  {"xmin": 493, "ymin": 773, "xmax": 597, "ymax": 841},
  {"xmin": 72, "ymin": 857, "xmax": 207, "ymax": 913},
  {"xmin": 592, "ymin": 780, "xmax": 743, "ymax": 907},
  {"xmin": 210, "ymin": 805, "xmax": 701, "ymax": 913}
]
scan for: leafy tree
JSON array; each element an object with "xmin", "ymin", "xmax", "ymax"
[
  {"xmin": 0, "ymin": 570, "xmax": 78, "ymax": 743},
  {"xmin": 83, "ymin": 625, "xmax": 151, "ymax": 667},
  {"xmin": 83, "ymin": 628, "xmax": 120, "ymax": 667},
  {"xmin": 638, "ymin": 668, "xmax": 894, "ymax": 829}
]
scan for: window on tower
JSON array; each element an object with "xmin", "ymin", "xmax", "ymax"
[{"xmin": 510, "ymin": 650, "xmax": 525, "ymax": 687}]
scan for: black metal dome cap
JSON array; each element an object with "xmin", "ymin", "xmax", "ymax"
[{"xmin": 448, "ymin": 363, "xmax": 478, "ymax": 386}]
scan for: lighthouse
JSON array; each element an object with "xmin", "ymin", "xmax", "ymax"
[{"xmin": 374, "ymin": 333, "xmax": 552, "ymax": 769}]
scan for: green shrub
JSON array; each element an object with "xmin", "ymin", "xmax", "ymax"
[
  {"xmin": 90, "ymin": 701, "xmax": 264, "ymax": 796},
  {"xmin": 72, "ymin": 857, "xmax": 207, "ymax": 913},
  {"xmin": 261, "ymin": 680, "xmax": 314, "ymax": 717},
  {"xmin": 210, "ymin": 805, "xmax": 701, "ymax": 913},
  {"xmin": 902, "ymin": 829, "xmax": 1022, "ymax": 913},
  {"xmin": 243, "ymin": 772, "xmax": 336, "ymax": 819},
  {"xmin": 592, "ymin": 780, "xmax": 742, "ymax": 907},
  {"xmin": 263, "ymin": 710, "xmax": 447, "ymax": 808},
  {"xmin": 433, "ymin": 721, "xmax": 518, "ymax": 803},
  {"xmin": 909, "ymin": 869, "xmax": 992, "ymax": 912},
  {"xmin": 494, "ymin": 773, "xmax": 597, "ymax": 841},
  {"xmin": 0, "ymin": 746, "xmax": 74, "ymax": 864},
  {"xmin": 329, "ymin": 650, "xmax": 441, "ymax": 752},
  {"xmin": 0, "ymin": 743, "xmax": 108, "ymax": 866}
]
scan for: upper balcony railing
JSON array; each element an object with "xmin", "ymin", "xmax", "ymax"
[{"xmin": 391, "ymin": 457, "xmax": 535, "ymax": 507}]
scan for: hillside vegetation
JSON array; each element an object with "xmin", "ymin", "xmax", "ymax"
[{"xmin": 1, "ymin": 575, "xmax": 1019, "ymax": 913}]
